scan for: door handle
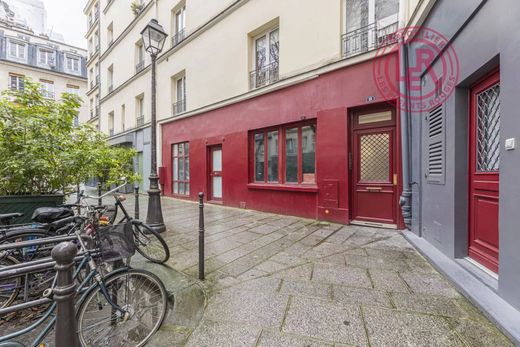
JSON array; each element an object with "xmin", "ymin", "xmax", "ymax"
[{"xmin": 366, "ymin": 187, "xmax": 382, "ymax": 192}]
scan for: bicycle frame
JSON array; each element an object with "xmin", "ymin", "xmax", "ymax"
[{"xmin": 0, "ymin": 232, "xmax": 129, "ymax": 346}]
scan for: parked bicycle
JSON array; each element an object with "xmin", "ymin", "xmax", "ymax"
[{"xmin": 0, "ymin": 220, "xmax": 169, "ymax": 347}]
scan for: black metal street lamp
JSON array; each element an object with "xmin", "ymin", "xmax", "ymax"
[{"xmin": 141, "ymin": 19, "xmax": 167, "ymax": 233}]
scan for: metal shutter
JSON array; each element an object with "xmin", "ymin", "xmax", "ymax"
[{"xmin": 426, "ymin": 105, "xmax": 445, "ymax": 184}]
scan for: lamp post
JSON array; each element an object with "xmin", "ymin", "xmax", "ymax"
[{"xmin": 140, "ymin": 19, "xmax": 167, "ymax": 233}]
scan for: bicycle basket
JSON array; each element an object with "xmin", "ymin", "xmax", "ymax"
[{"xmin": 97, "ymin": 222, "xmax": 135, "ymax": 262}]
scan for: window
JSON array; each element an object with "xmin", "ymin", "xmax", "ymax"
[
  {"xmin": 9, "ymin": 74, "xmax": 24, "ymax": 91},
  {"xmin": 135, "ymin": 41, "xmax": 145, "ymax": 73},
  {"xmin": 107, "ymin": 65, "xmax": 113, "ymax": 92},
  {"xmin": 136, "ymin": 95, "xmax": 144, "ymax": 126},
  {"xmin": 66, "ymin": 84, "xmax": 80, "ymax": 96},
  {"xmin": 252, "ymin": 123, "xmax": 316, "ymax": 185},
  {"xmin": 173, "ymin": 75, "xmax": 186, "ymax": 114},
  {"xmin": 40, "ymin": 80, "xmax": 55, "ymax": 99},
  {"xmin": 172, "ymin": 5, "xmax": 186, "ymax": 46},
  {"xmin": 107, "ymin": 22, "xmax": 114, "ymax": 45},
  {"xmin": 38, "ymin": 48, "xmax": 55, "ymax": 67},
  {"xmin": 8, "ymin": 40, "xmax": 26, "ymax": 60},
  {"xmin": 172, "ymin": 142, "xmax": 190, "ymax": 195},
  {"xmin": 65, "ymin": 55, "xmax": 80, "ymax": 73},
  {"xmin": 251, "ymin": 28, "xmax": 279, "ymax": 88},
  {"xmin": 108, "ymin": 111, "xmax": 115, "ymax": 135},
  {"xmin": 121, "ymin": 104, "xmax": 126, "ymax": 131}
]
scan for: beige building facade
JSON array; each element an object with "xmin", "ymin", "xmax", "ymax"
[
  {"xmin": 87, "ymin": 0, "xmax": 424, "ymax": 172},
  {"xmin": 0, "ymin": 21, "xmax": 88, "ymax": 123}
]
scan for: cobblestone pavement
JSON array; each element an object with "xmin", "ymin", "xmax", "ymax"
[{"xmin": 122, "ymin": 194, "xmax": 514, "ymax": 347}]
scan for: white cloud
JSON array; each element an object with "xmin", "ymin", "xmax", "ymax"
[{"xmin": 44, "ymin": 0, "xmax": 86, "ymax": 48}]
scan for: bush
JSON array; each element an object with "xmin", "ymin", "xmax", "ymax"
[{"xmin": 0, "ymin": 79, "xmax": 138, "ymax": 196}]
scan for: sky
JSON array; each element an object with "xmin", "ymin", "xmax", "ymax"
[{"xmin": 44, "ymin": 0, "xmax": 87, "ymax": 48}]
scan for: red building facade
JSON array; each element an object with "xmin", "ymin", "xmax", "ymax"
[{"xmin": 161, "ymin": 54, "xmax": 404, "ymax": 229}]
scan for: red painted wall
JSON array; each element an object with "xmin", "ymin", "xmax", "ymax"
[{"xmin": 161, "ymin": 54, "xmax": 401, "ymax": 225}]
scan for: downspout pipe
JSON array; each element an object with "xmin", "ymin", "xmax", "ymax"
[{"xmin": 398, "ymin": 38, "xmax": 412, "ymax": 229}]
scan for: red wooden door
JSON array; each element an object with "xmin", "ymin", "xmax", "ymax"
[
  {"xmin": 351, "ymin": 110, "xmax": 398, "ymax": 227},
  {"xmin": 468, "ymin": 71, "xmax": 500, "ymax": 273},
  {"xmin": 209, "ymin": 145, "xmax": 223, "ymax": 201}
]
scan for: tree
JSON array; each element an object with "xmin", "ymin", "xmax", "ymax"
[{"xmin": 0, "ymin": 79, "xmax": 138, "ymax": 196}]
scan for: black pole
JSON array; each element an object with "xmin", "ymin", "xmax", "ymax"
[
  {"xmin": 198, "ymin": 192, "xmax": 205, "ymax": 281},
  {"xmin": 52, "ymin": 242, "xmax": 78, "ymax": 347},
  {"xmin": 145, "ymin": 51, "xmax": 166, "ymax": 233},
  {"xmin": 134, "ymin": 185, "xmax": 140, "ymax": 220},
  {"xmin": 97, "ymin": 182, "xmax": 102, "ymax": 206},
  {"xmin": 76, "ymin": 183, "xmax": 81, "ymax": 215}
]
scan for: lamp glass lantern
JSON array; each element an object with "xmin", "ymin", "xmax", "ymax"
[{"xmin": 140, "ymin": 19, "xmax": 168, "ymax": 55}]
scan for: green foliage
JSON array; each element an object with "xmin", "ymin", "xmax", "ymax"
[
  {"xmin": 0, "ymin": 78, "xmax": 139, "ymax": 196},
  {"xmin": 130, "ymin": 1, "xmax": 144, "ymax": 16}
]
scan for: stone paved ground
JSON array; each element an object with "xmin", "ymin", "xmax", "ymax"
[{"xmin": 123, "ymin": 195, "xmax": 513, "ymax": 347}]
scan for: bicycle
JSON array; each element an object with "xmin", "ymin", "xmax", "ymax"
[
  {"xmin": 0, "ymin": 220, "xmax": 169, "ymax": 347},
  {"xmin": 77, "ymin": 182, "xmax": 170, "ymax": 264}
]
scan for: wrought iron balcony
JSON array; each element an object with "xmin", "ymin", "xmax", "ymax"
[
  {"xmin": 342, "ymin": 22, "xmax": 398, "ymax": 58},
  {"xmin": 90, "ymin": 109, "xmax": 93, "ymax": 118},
  {"xmin": 109, "ymin": 128, "xmax": 114, "ymax": 136},
  {"xmin": 135, "ymin": 60, "xmax": 145, "ymax": 74},
  {"xmin": 172, "ymin": 99, "xmax": 186, "ymax": 115},
  {"xmin": 136, "ymin": 115, "xmax": 144, "ymax": 127},
  {"xmin": 95, "ymin": 106, "xmax": 100, "ymax": 118},
  {"xmin": 250, "ymin": 61, "xmax": 279, "ymax": 89},
  {"xmin": 172, "ymin": 29, "xmax": 186, "ymax": 47}
]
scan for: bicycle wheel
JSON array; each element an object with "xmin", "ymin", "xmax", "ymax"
[
  {"xmin": 132, "ymin": 222, "xmax": 169, "ymax": 264},
  {"xmin": 0, "ymin": 230, "xmax": 56, "ymax": 262},
  {"xmin": 76, "ymin": 268, "xmax": 168, "ymax": 347},
  {"xmin": 0, "ymin": 256, "xmax": 21, "ymax": 308}
]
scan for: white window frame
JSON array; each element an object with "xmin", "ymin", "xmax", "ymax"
[
  {"xmin": 65, "ymin": 54, "xmax": 81, "ymax": 74},
  {"xmin": 66, "ymin": 84, "xmax": 80, "ymax": 96},
  {"xmin": 40, "ymin": 80, "xmax": 55, "ymax": 99},
  {"xmin": 38, "ymin": 48, "xmax": 56, "ymax": 68},
  {"xmin": 175, "ymin": 6, "xmax": 186, "ymax": 34},
  {"xmin": 9, "ymin": 74, "xmax": 24, "ymax": 91},
  {"xmin": 252, "ymin": 27, "xmax": 279, "ymax": 71},
  {"xmin": 8, "ymin": 39, "xmax": 27, "ymax": 61},
  {"xmin": 176, "ymin": 75, "xmax": 186, "ymax": 102}
]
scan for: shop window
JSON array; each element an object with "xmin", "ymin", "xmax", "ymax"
[
  {"xmin": 252, "ymin": 122, "xmax": 316, "ymax": 185},
  {"xmin": 172, "ymin": 142, "xmax": 190, "ymax": 195}
]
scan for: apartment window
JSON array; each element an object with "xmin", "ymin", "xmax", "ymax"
[
  {"xmin": 172, "ymin": 142, "xmax": 190, "ymax": 195},
  {"xmin": 38, "ymin": 48, "xmax": 56, "ymax": 67},
  {"xmin": 8, "ymin": 40, "xmax": 26, "ymax": 60},
  {"xmin": 172, "ymin": 5, "xmax": 186, "ymax": 46},
  {"xmin": 343, "ymin": 0, "xmax": 399, "ymax": 57},
  {"xmin": 252, "ymin": 122, "xmax": 316, "ymax": 185},
  {"xmin": 135, "ymin": 41, "xmax": 145, "ymax": 73},
  {"xmin": 136, "ymin": 95, "xmax": 144, "ymax": 126},
  {"xmin": 108, "ymin": 111, "xmax": 114, "ymax": 136},
  {"xmin": 40, "ymin": 80, "xmax": 55, "ymax": 99},
  {"xmin": 250, "ymin": 28, "xmax": 279, "ymax": 89},
  {"xmin": 73, "ymin": 115, "xmax": 79, "ymax": 127},
  {"xmin": 107, "ymin": 65, "xmax": 113, "ymax": 93},
  {"xmin": 65, "ymin": 55, "xmax": 80, "ymax": 73},
  {"xmin": 173, "ymin": 75, "xmax": 186, "ymax": 115},
  {"xmin": 121, "ymin": 104, "xmax": 126, "ymax": 131},
  {"xmin": 66, "ymin": 84, "xmax": 80, "ymax": 96},
  {"xmin": 107, "ymin": 22, "xmax": 114, "ymax": 46},
  {"xmin": 9, "ymin": 74, "xmax": 24, "ymax": 91}
]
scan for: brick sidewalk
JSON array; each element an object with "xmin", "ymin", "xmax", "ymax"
[{"xmin": 124, "ymin": 195, "xmax": 511, "ymax": 347}]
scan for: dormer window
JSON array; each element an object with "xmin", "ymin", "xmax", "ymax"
[
  {"xmin": 8, "ymin": 39, "xmax": 27, "ymax": 61},
  {"xmin": 65, "ymin": 54, "xmax": 81, "ymax": 74},
  {"xmin": 38, "ymin": 48, "xmax": 56, "ymax": 68}
]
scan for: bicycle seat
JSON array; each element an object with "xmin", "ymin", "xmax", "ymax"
[
  {"xmin": 0, "ymin": 213, "xmax": 23, "ymax": 224},
  {"xmin": 31, "ymin": 207, "xmax": 73, "ymax": 224}
]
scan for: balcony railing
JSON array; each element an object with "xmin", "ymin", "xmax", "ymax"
[
  {"xmin": 342, "ymin": 22, "xmax": 398, "ymax": 58},
  {"xmin": 107, "ymin": 84, "xmax": 113, "ymax": 93},
  {"xmin": 135, "ymin": 60, "xmax": 145, "ymax": 74},
  {"xmin": 249, "ymin": 61, "xmax": 279, "ymax": 89},
  {"xmin": 172, "ymin": 99, "xmax": 186, "ymax": 115},
  {"xmin": 95, "ymin": 106, "xmax": 100, "ymax": 117},
  {"xmin": 136, "ymin": 115, "xmax": 145, "ymax": 127},
  {"xmin": 90, "ymin": 109, "xmax": 93, "ymax": 118},
  {"xmin": 172, "ymin": 29, "xmax": 186, "ymax": 47},
  {"xmin": 109, "ymin": 128, "xmax": 114, "ymax": 136}
]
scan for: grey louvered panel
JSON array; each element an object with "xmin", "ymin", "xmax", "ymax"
[{"xmin": 426, "ymin": 105, "xmax": 445, "ymax": 184}]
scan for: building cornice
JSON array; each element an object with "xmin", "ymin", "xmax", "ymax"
[
  {"xmin": 158, "ymin": 49, "xmax": 386, "ymax": 127},
  {"xmin": 103, "ymin": 0, "xmax": 115, "ymax": 14},
  {"xmin": 85, "ymin": 18, "xmax": 99, "ymax": 39},
  {"xmin": 100, "ymin": 64, "xmax": 150, "ymax": 103},
  {"xmin": 99, "ymin": 1, "xmax": 155, "ymax": 63},
  {"xmin": 0, "ymin": 58, "xmax": 88, "ymax": 81},
  {"xmin": 83, "ymin": 0, "xmax": 97, "ymax": 15}
]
